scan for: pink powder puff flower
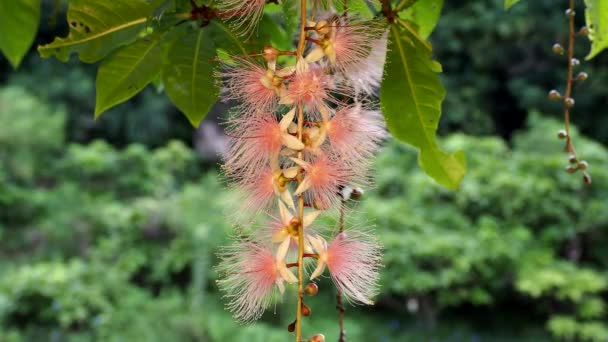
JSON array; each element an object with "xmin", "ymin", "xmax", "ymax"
[
  {"xmin": 291, "ymin": 153, "xmax": 351, "ymax": 209},
  {"xmin": 280, "ymin": 59, "xmax": 338, "ymax": 113},
  {"xmin": 217, "ymin": 238, "xmax": 297, "ymax": 321},
  {"xmin": 217, "ymin": 0, "xmax": 266, "ymax": 35},
  {"xmin": 234, "ymin": 164, "xmax": 298, "ymax": 213},
  {"xmin": 322, "ymin": 104, "xmax": 387, "ymax": 165},
  {"xmin": 218, "ymin": 59, "xmax": 281, "ymax": 116},
  {"xmin": 224, "ymin": 108, "xmax": 304, "ymax": 177},
  {"xmin": 308, "ymin": 231, "xmax": 382, "ymax": 305},
  {"xmin": 306, "ymin": 17, "xmax": 383, "ymax": 74},
  {"xmin": 344, "ymin": 29, "xmax": 389, "ymax": 95}
]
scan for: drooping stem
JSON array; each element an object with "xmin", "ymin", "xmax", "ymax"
[
  {"xmin": 295, "ymin": 0, "xmax": 308, "ymax": 340},
  {"xmin": 336, "ymin": 201, "xmax": 346, "ymax": 341},
  {"xmin": 563, "ymin": 0, "xmax": 577, "ymax": 155}
]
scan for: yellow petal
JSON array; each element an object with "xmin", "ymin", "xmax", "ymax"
[
  {"xmin": 303, "ymin": 210, "xmax": 321, "ymax": 227},
  {"xmin": 305, "ymin": 47, "xmax": 325, "ymax": 63},
  {"xmin": 283, "ymin": 166, "xmax": 299, "ymax": 179},
  {"xmin": 295, "ymin": 58, "xmax": 309, "ymax": 74},
  {"xmin": 288, "ymin": 122, "xmax": 297, "ymax": 134},
  {"xmin": 309, "ymin": 260, "xmax": 326, "ymax": 280},
  {"xmin": 325, "ymin": 43, "xmax": 337, "ymax": 64},
  {"xmin": 278, "ymin": 200, "xmax": 291, "ymax": 224},
  {"xmin": 289, "ymin": 157, "xmax": 309, "ymax": 168},
  {"xmin": 282, "ymin": 133, "xmax": 305, "ymax": 151},
  {"xmin": 279, "ymin": 264, "xmax": 298, "ymax": 283},
  {"xmin": 277, "ymin": 236, "xmax": 291, "ymax": 261},
  {"xmin": 280, "ymin": 107, "xmax": 297, "ymax": 131},
  {"xmin": 272, "ymin": 229, "xmax": 289, "ymax": 244},
  {"xmin": 260, "ymin": 73, "xmax": 274, "ymax": 90},
  {"xmin": 275, "ymin": 66, "xmax": 295, "ymax": 77},
  {"xmin": 294, "ymin": 176, "xmax": 312, "ymax": 195},
  {"xmin": 307, "ymin": 235, "xmax": 327, "ymax": 256},
  {"xmin": 281, "ymin": 190, "xmax": 295, "ymax": 209}
]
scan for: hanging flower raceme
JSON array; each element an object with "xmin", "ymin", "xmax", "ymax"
[{"xmin": 215, "ymin": 4, "xmax": 388, "ymax": 337}]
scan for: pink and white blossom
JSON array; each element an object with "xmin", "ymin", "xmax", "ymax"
[
  {"xmin": 308, "ymin": 231, "xmax": 382, "ymax": 305},
  {"xmin": 217, "ymin": 239, "xmax": 297, "ymax": 321},
  {"xmin": 291, "ymin": 153, "xmax": 351, "ymax": 209},
  {"xmin": 218, "ymin": 59, "xmax": 280, "ymax": 115}
]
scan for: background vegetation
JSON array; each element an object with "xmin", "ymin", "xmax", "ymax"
[{"xmin": 1, "ymin": 0, "xmax": 607, "ymax": 341}]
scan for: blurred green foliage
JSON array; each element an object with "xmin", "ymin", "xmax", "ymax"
[
  {"xmin": 1, "ymin": 85, "xmax": 608, "ymax": 341},
  {"xmin": 364, "ymin": 113, "xmax": 608, "ymax": 340}
]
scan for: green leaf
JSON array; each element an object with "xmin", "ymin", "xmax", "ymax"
[
  {"xmin": 38, "ymin": 0, "xmax": 153, "ymax": 63},
  {"xmin": 398, "ymin": 0, "xmax": 444, "ymax": 39},
  {"xmin": 207, "ymin": 20, "xmax": 248, "ymax": 56},
  {"xmin": 585, "ymin": 0, "xmax": 608, "ymax": 59},
  {"xmin": 505, "ymin": 0, "xmax": 521, "ymax": 9},
  {"xmin": 380, "ymin": 23, "xmax": 466, "ymax": 190},
  {"xmin": 281, "ymin": 0, "xmax": 299, "ymax": 38},
  {"xmin": 162, "ymin": 27, "xmax": 219, "ymax": 127},
  {"xmin": 335, "ymin": 0, "xmax": 378, "ymax": 20},
  {"xmin": 0, "ymin": 0, "xmax": 40, "ymax": 68},
  {"xmin": 95, "ymin": 35, "xmax": 164, "ymax": 117}
]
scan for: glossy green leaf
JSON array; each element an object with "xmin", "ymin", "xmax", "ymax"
[
  {"xmin": 335, "ymin": 0, "xmax": 378, "ymax": 20},
  {"xmin": 380, "ymin": 23, "xmax": 466, "ymax": 190},
  {"xmin": 207, "ymin": 20, "xmax": 248, "ymax": 56},
  {"xmin": 0, "ymin": 0, "xmax": 40, "ymax": 68},
  {"xmin": 38, "ymin": 0, "xmax": 153, "ymax": 63},
  {"xmin": 398, "ymin": 0, "xmax": 444, "ymax": 39},
  {"xmin": 162, "ymin": 27, "xmax": 219, "ymax": 127},
  {"xmin": 585, "ymin": 0, "xmax": 608, "ymax": 59},
  {"xmin": 95, "ymin": 35, "xmax": 164, "ymax": 117},
  {"xmin": 281, "ymin": 0, "xmax": 299, "ymax": 39},
  {"xmin": 505, "ymin": 0, "xmax": 521, "ymax": 9}
]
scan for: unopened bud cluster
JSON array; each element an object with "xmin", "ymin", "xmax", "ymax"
[
  {"xmin": 548, "ymin": 5, "xmax": 592, "ymax": 185},
  {"xmin": 215, "ymin": 4, "xmax": 386, "ymax": 338}
]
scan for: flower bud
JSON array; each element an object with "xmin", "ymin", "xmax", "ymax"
[
  {"xmin": 287, "ymin": 320, "xmax": 296, "ymax": 332},
  {"xmin": 301, "ymin": 303, "xmax": 311, "ymax": 316},
  {"xmin": 564, "ymin": 97, "xmax": 575, "ymax": 108},
  {"xmin": 557, "ymin": 130, "xmax": 568, "ymax": 139},
  {"xmin": 570, "ymin": 58, "xmax": 580, "ymax": 67},
  {"xmin": 565, "ymin": 165, "xmax": 578, "ymax": 174},
  {"xmin": 576, "ymin": 72, "xmax": 588, "ymax": 81},
  {"xmin": 579, "ymin": 26, "xmax": 589, "ymax": 36},
  {"xmin": 548, "ymin": 89, "xmax": 562, "ymax": 100},
  {"xmin": 263, "ymin": 46, "xmax": 279, "ymax": 62},
  {"xmin": 309, "ymin": 334, "xmax": 325, "ymax": 342},
  {"xmin": 583, "ymin": 173, "xmax": 592, "ymax": 185},
  {"xmin": 552, "ymin": 43, "xmax": 564, "ymax": 55},
  {"xmin": 568, "ymin": 154, "xmax": 577, "ymax": 164},
  {"xmin": 578, "ymin": 161, "xmax": 588, "ymax": 170},
  {"xmin": 565, "ymin": 8, "xmax": 575, "ymax": 17},
  {"xmin": 305, "ymin": 282, "xmax": 319, "ymax": 296}
]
